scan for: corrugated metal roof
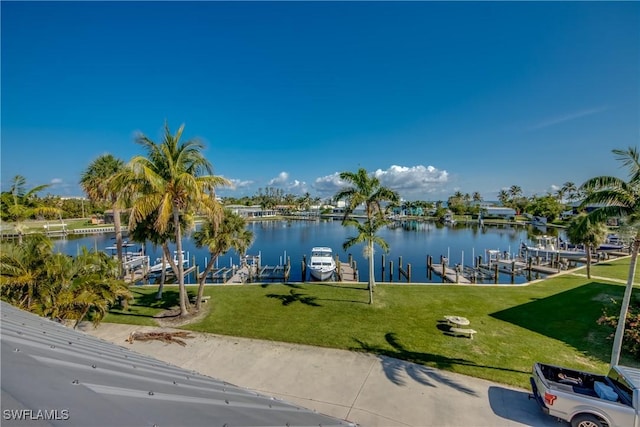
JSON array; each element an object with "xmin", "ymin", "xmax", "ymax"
[
  {"xmin": 617, "ymin": 365, "xmax": 640, "ymax": 390},
  {"xmin": 0, "ymin": 302, "xmax": 354, "ymax": 426}
]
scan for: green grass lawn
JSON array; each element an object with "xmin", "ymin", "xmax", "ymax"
[{"xmin": 104, "ymin": 258, "xmax": 639, "ymax": 389}]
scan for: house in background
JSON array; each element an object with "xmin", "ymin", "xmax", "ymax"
[{"xmin": 481, "ymin": 206, "xmax": 517, "ymax": 220}]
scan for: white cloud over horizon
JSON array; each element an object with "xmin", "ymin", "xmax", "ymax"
[
  {"xmin": 225, "ymin": 178, "xmax": 254, "ymax": 190},
  {"xmin": 313, "ymin": 164, "xmax": 449, "ymax": 197},
  {"xmin": 266, "ymin": 171, "xmax": 308, "ymax": 193}
]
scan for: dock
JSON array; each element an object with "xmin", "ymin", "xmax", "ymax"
[
  {"xmin": 258, "ymin": 264, "xmax": 290, "ymax": 282},
  {"xmin": 526, "ymin": 264, "xmax": 561, "ymax": 275},
  {"xmin": 429, "ymin": 263, "xmax": 471, "ymax": 284},
  {"xmin": 337, "ymin": 262, "xmax": 358, "ymax": 282}
]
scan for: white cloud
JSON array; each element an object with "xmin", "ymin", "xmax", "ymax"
[
  {"xmin": 374, "ymin": 165, "xmax": 448, "ymax": 192},
  {"xmin": 314, "ymin": 165, "xmax": 449, "ymax": 196},
  {"xmin": 226, "ymin": 178, "xmax": 254, "ymax": 189},
  {"xmin": 51, "ymin": 178, "xmax": 63, "ymax": 184},
  {"xmin": 313, "ymin": 172, "xmax": 345, "ymax": 194},
  {"xmin": 266, "ymin": 171, "xmax": 307, "ymax": 194},
  {"xmin": 268, "ymin": 171, "xmax": 289, "ymax": 186}
]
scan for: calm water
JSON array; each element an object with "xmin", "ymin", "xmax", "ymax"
[{"xmin": 53, "ymin": 219, "xmax": 559, "ymax": 284}]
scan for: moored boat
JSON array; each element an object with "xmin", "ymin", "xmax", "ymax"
[
  {"xmin": 149, "ymin": 250, "xmax": 189, "ymax": 273},
  {"xmin": 597, "ymin": 233, "xmax": 626, "ymax": 251},
  {"xmin": 307, "ymin": 247, "xmax": 336, "ymax": 281},
  {"xmin": 521, "ymin": 236, "xmax": 586, "ymax": 260}
]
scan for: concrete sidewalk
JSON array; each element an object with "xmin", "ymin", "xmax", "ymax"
[{"xmin": 80, "ymin": 323, "xmax": 563, "ymax": 427}]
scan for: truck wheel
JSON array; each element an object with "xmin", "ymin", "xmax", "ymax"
[{"xmin": 571, "ymin": 414, "xmax": 605, "ymax": 427}]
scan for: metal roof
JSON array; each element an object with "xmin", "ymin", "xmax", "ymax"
[
  {"xmin": 617, "ymin": 365, "xmax": 640, "ymax": 390},
  {"xmin": 1, "ymin": 302, "xmax": 354, "ymax": 427}
]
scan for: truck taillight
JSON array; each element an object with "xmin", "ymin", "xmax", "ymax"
[{"xmin": 544, "ymin": 392, "xmax": 557, "ymax": 406}]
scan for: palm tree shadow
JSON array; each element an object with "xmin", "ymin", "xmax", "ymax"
[
  {"xmin": 351, "ymin": 332, "xmax": 526, "ymax": 394},
  {"xmin": 261, "ymin": 283, "xmax": 303, "ymax": 289},
  {"xmin": 266, "ymin": 289, "xmax": 321, "ymax": 307}
]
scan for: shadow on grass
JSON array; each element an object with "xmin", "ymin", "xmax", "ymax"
[
  {"xmin": 112, "ymin": 289, "xmax": 197, "ymax": 318},
  {"xmin": 490, "ymin": 282, "xmax": 623, "ymax": 361},
  {"xmin": 351, "ymin": 332, "xmax": 526, "ymax": 392},
  {"xmin": 132, "ymin": 289, "xmax": 196, "ymax": 308},
  {"xmin": 260, "ymin": 282, "xmax": 303, "ymax": 289},
  {"xmin": 314, "ymin": 283, "xmax": 367, "ymax": 291},
  {"xmin": 266, "ymin": 289, "xmax": 321, "ymax": 306}
]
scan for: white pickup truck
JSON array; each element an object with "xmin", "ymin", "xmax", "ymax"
[{"xmin": 530, "ymin": 362, "xmax": 640, "ymax": 427}]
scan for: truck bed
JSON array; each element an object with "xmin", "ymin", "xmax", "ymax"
[
  {"xmin": 531, "ymin": 363, "xmax": 639, "ymax": 427},
  {"xmin": 538, "ymin": 363, "xmax": 609, "ymax": 397}
]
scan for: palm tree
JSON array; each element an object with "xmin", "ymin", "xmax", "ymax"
[
  {"xmin": 43, "ymin": 248, "xmax": 130, "ymax": 328},
  {"xmin": 580, "ymin": 147, "xmax": 640, "ymax": 366},
  {"xmin": 334, "ymin": 168, "xmax": 399, "ymax": 304},
  {"xmin": 0, "ymin": 234, "xmax": 53, "ymax": 309},
  {"xmin": 509, "ymin": 185, "xmax": 522, "ymax": 199},
  {"xmin": 80, "ymin": 154, "xmax": 127, "ymax": 277},
  {"xmin": 497, "ymin": 189, "xmax": 510, "ymax": 207},
  {"xmin": 565, "ymin": 213, "xmax": 607, "ymax": 279},
  {"xmin": 472, "ymin": 192, "xmax": 483, "ymax": 203},
  {"xmin": 193, "ymin": 210, "xmax": 254, "ymax": 310},
  {"xmin": 127, "ymin": 122, "xmax": 229, "ymax": 316},
  {"xmin": 4, "ymin": 175, "xmax": 60, "ymax": 244},
  {"xmin": 562, "ymin": 181, "xmax": 578, "ymax": 203},
  {"xmin": 127, "ymin": 212, "xmax": 181, "ymax": 300}
]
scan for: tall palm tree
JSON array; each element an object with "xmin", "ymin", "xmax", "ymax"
[
  {"xmin": 562, "ymin": 181, "xmax": 578, "ymax": 203},
  {"xmin": 80, "ymin": 154, "xmax": 127, "ymax": 277},
  {"xmin": 127, "ymin": 122, "xmax": 229, "ymax": 316},
  {"xmin": 127, "ymin": 212, "xmax": 181, "ymax": 300},
  {"xmin": 580, "ymin": 147, "xmax": 640, "ymax": 366},
  {"xmin": 497, "ymin": 189, "xmax": 510, "ymax": 207},
  {"xmin": 334, "ymin": 168, "xmax": 399, "ymax": 304},
  {"xmin": 565, "ymin": 213, "xmax": 607, "ymax": 279},
  {"xmin": 193, "ymin": 210, "xmax": 254, "ymax": 310},
  {"xmin": 509, "ymin": 185, "xmax": 522, "ymax": 199}
]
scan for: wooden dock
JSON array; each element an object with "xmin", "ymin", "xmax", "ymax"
[
  {"xmin": 337, "ymin": 262, "xmax": 358, "ymax": 282},
  {"xmin": 429, "ymin": 263, "xmax": 471, "ymax": 284},
  {"xmin": 258, "ymin": 264, "xmax": 290, "ymax": 282},
  {"xmin": 526, "ymin": 264, "xmax": 561, "ymax": 275}
]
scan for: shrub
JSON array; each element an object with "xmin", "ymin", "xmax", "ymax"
[{"xmin": 598, "ymin": 296, "xmax": 640, "ymax": 359}]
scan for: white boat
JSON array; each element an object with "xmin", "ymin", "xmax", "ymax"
[
  {"xmin": 149, "ymin": 251, "xmax": 189, "ymax": 273},
  {"xmin": 521, "ymin": 236, "xmax": 586, "ymax": 260},
  {"xmin": 480, "ymin": 249, "xmax": 526, "ymax": 275},
  {"xmin": 442, "ymin": 212, "xmax": 456, "ymax": 226},
  {"xmin": 597, "ymin": 233, "xmax": 626, "ymax": 251},
  {"xmin": 104, "ymin": 241, "xmax": 149, "ymax": 271},
  {"xmin": 307, "ymin": 247, "xmax": 336, "ymax": 281}
]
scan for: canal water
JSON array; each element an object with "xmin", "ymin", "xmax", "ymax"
[{"xmin": 53, "ymin": 219, "xmax": 559, "ymax": 284}]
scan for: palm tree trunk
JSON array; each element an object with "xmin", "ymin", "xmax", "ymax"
[
  {"xmin": 74, "ymin": 306, "xmax": 91, "ymax": 329},
  {"xmin": 156, "ymin": 245, "xmax": 169, "ymax": 300},
  {"xmin": 586, "ymin": 244, "xmax": 592, "ymax": 279},
  {"xmin": 196, "ymin": 254, "xmax": 218, "ymax": 311},
  {"xmin": 113, "ymin": 206, "xmax": 124, "ymax": 279},
  {"xmin": 174, "ymin": 208, "xmax": 188, "ymax": 316},
  {"xmin": 368, "ymin": 240, "xmax": 374, "ymax": 304},
  {"xmin": 610, "ymin": 234, "xmax": 639, "ymax": 367}
]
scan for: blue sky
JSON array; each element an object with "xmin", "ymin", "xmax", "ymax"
[{"xmin": 2, "ymin": 1, "xmax": 638, "ymax": 201}]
